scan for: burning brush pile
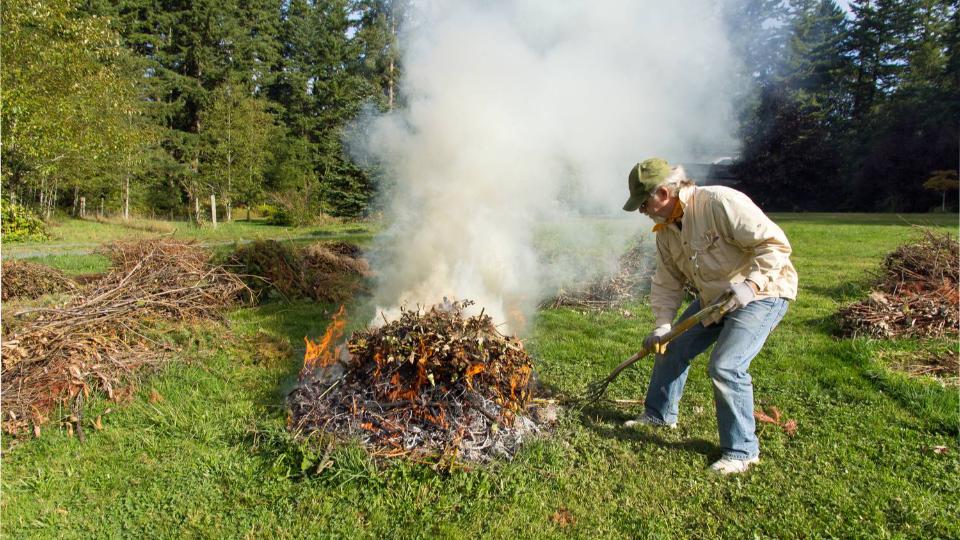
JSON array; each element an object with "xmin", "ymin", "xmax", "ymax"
[
  {"xmin": 289, "ymin": 300, "xmax": 554, "ymax": 462},
  {"xmin": 838, "ymin": 230, "xmax": 959, "ymax": 339},
  {"xmin": 1, "ymin": 239, "xmax": 249, "ymax": 436}
]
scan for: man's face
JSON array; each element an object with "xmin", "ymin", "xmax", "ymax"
[{"xmin": 639, "ymin": 187, "xmax": 674, "ymax": 220}]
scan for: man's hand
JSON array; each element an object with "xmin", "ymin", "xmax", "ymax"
[
  {"xmin": 726, "ymin": 280, "xmax": 758, "ymax": 310},
  {"xmin": 643, "ymin": 324, "xmax": 671, "ymax": 354},
  {"xmin": 704, "ymin": 281, "xmax": 759, "ymax": 326}
]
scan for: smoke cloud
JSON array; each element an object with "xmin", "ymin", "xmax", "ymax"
[{"xmin": 352, "ymin": 0, "xmax": 738, "ymax": 334}]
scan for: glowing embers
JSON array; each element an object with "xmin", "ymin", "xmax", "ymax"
[{"xmin": 288, "ymin": 300, "xmax": 554, "ymax": 462}]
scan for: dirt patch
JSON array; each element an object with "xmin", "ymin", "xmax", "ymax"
[
  {"xmin": 1, "ymin": 260, "xmax": 78, "ymax": 301},
  {"xmin": 878, "ymin": 348, "xmax": 959, "ymax": 386},
  {"xmin": 1, "ymin": 239, "xmax": 249, "ymax": 437}
]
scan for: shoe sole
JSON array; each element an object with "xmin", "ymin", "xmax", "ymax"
[
  {"xmin": 710, "ymin": 457, "xmax": 760, "ymax": 475},
  {"xmin": 624, "ymin": 420, "xmax": 677, "ymax": 429}
]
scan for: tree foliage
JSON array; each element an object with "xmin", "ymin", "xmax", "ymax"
[
  {"xmin": 5, "ymin": 0, "xmax": 953, "ymax": 219},
  {"xmin": 2, "ymin": 0, "xmax": 151, "ymax": 217},
  {"xmin": 732, "ymin": 0, "xmax": 958, "ymax": 212}
]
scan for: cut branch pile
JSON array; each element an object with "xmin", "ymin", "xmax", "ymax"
[
  {"xmin": 1, "ymin": 239, "xmax": 250, "ymax": 436},
  {"xmin": 228, "ymin": 240, "xmax": 370, "ymax": 303},
  {"xmin": 1, "ymin": 260, "xmax": 78, "ymax": 301},
  {"xmin": 838, "ymin": 230, "xmax": 959, "ymax": 339},
  {"xmin": 289, "ymin": 300, "xmax": 553, "ymax": 462},
  {"xmin": 542, "ymin": 236, "xmax": 654, "ymax": 310}
]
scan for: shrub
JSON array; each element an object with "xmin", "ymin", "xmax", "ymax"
[
  {"xmin": 1, "ymin": 200, "xmax": 48, "ymax": 242},
  {"xmin": 268, "ymin": 191, "xmax": 315, "ymax": 227},
  {"xmin": 255, "ymin": 203, "xmax": 279, "ymax": 220}
]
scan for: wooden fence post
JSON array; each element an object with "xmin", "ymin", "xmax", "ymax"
[{"xmin": 210, "ymin": 194, "xmax": 217, "ymax": 227}]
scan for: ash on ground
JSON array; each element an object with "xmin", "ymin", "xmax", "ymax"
[{"xmin": 287, "ymin": 300, "xmax": 557, "ymax": 462}]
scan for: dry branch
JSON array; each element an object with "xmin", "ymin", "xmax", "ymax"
[
  {"xmin": 1, "ymin": 260, "xmax": 78, "ymax": 301},
  {"xmin": 289, "ymin": 300, "xmax": 555, "ymax": 462},
  {"xmin": 1, "ymin": 239, "xmax": 250, "ymax": 436},
  {"xmin": 837, "ymin": 230, "xmax": 959, "ymax": 339},
  {"xmin": 542, "ymin": 236, "xmax": 654, "ymax": 310}
]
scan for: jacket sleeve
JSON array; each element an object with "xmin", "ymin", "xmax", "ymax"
[
  {"xmin": 650, "ymin": 235, "xmax": 686, "ymax": 327},
  {"xmin": 712, "ymin": 191, "xmax": 793, "ymax": 292}
]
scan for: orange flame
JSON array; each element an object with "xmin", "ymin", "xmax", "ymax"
[{"xmin": 304, "ymin": 305, "xmax": 347, "ymax": 370}]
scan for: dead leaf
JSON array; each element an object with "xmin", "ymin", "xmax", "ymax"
[
  {"xmin": 551, "ymin": 508, "xmax": 575, "ymax": 528},
  {"xmin": 783, "ymin": 419, "xmax": 797, "ymax": 437},
  {"xmin": 33, "ymin": 424, "xmax": 41, "ymax": 438},
  {"xmin": 932, "ymin": 445, "xmax": 949, "ymax": 454},
  {"xmin": 93, "ymin": 416, "xmax": 104, "ymax": 431},
  {"xmin": 69, "ymin": 365, "xmax": 83, "ymax": 380},
  {"xmin": 754, "ymin": 410, "xmax": 778, "ymax": 424},
  {"xmin": 149, "ymin": 389, "xmax": 164, "ymax": 403}
]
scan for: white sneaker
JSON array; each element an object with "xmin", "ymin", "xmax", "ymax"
[
  {"xmin": 624, "ymin": 412, "xmax": 677, "ymax": 429},
  {"xmin": 709, "ymin": 455, "xmax": 760, "ymax": 475}
]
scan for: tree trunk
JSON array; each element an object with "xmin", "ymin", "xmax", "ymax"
[
  {"xmin": 73, "ymin": 185, "xmax": 80, "ymax": 216},
  {"xmin": 100, "ymin": 196, "xmax": 105, "ymax": 218},
  {"xmin": 388, "ymin": 56, "xmax": 395, "ymax": 110},
  {"xmin": 80, "ymin": 197, "xmax": 86, "ymax": 218},
  {"xmin": 47, "ymin": 181, "xmax": 58, "ymax": 220},
  {"xmin": 124, "ymin": 174, "xmax": 130, "ymax": 220},
  {"xmin": 194, "ymin": 195, "xmax": 201, "ymax": 225},
  {"xmin": 942, "ymin": 190, "xmax": 946, "ymax": 212},
  {"xmin": 210, "ymin": 193, "xmax": 217, "ymax": 227}
]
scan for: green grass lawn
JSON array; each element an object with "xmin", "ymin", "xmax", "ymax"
[
  {"xmin": 2, "ymin": 214, "xmax": 958, "ymax": 538},
  {"xmin": 1, "ymin": 216, "xmax": 377, "ymax": 261}
]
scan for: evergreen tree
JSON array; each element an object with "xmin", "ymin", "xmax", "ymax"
[{"xmin": 734, "ymin": 0, "xmax": 853, "ymax": 210}]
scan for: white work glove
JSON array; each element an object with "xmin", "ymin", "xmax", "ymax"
[
  {"xmin": 704, "ymin": 281, "xmax": 758, "ymax": 326},
  {"xmin": 643, "ymin": 324, "xmax": 671, "ymax": 355}
]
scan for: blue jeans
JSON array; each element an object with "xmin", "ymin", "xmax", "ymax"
[{"xmin": 644, "ymin": 297, "xmax": 789, "ymax": 460}]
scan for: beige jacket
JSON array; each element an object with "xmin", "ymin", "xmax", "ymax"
[{"xmin": 650, "ymin": 185, "xmax": 798, "ymax": 327}]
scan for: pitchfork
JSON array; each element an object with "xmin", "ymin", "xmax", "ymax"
[{"xmin": 581, "ymin": 292, "xmax": 734, "ymax": 405}]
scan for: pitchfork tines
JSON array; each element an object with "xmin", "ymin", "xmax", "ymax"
[{"xmin": 579, "ymin": 293, "xmax": 733, "ymax": 406}]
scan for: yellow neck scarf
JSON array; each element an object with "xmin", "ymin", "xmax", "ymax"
[{"xmin": 652, "ymin": 199, "xmax": 685, "ymax": 233}]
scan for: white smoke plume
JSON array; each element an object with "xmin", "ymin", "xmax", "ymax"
[{"xmin": 352, "ymin": 0, "xmax": 738, "ymax": 334}]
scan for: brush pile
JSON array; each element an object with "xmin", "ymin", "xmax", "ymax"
[
  {"xmin": 543, "ymin": 236, "xmax": 654, "ymax": 310},
  {"xmin": 838, "ymin": 230, "xmax": 959, "ymax": 339},
  {"xmin": 1, "ymin": 239, "xmax": 249, "ymax": 436},
  {"xmin": 228, "ymin": 240, "xmax": 369, "ymax": 303},
  {"xmin": 289, "ymin": 300, "xmax": 552, "ymax": 462},
  {"xmin": 1, "ymin": 260, "xmax": 78, "ymax": 301}
]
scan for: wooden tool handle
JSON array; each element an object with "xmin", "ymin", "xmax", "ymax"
[{"xmin": 599, "ymin": 293, "xmax": 732, "ymax": 384}]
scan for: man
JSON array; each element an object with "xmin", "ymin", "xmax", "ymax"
[{"xmin": 622, "ymin": 157, "xmax": 798, "ymax": 475}]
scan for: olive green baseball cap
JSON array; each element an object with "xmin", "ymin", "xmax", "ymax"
[{"xmin": 623, "ymin": 157, "xmax": 671, "ymax": 211}]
